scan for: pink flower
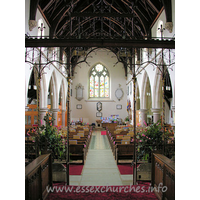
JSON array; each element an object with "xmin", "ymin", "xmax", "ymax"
[
  {"xmin": 32, "ymin": 140, "xmax": 35, "ymax": 143},
  {"xmin": 84, "ymin": 144, "xmax": 86, "ymax": 148},
  {"xmin": 139, "ymin": 140, "xmax": 142, "ymax": 142},
  {"xmin": 27, "ymin": 133, "xmax": 30, "ymax": 136},
  {"xmin": 113, "ymin": 141, "xmax": 115, "ymax": 144},
  {"xmin": 143, "ymin": 120, "xmax": 147, "ymax": 126},
  {"xmin": 142, "ymin": 134, "xmax": 145, "ymax": 137},
  {"xmin": 40, "ymin": 119, "xmax": 43, "ymax": 125}
]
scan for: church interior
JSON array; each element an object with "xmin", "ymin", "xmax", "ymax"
[{"xmin": 14, "ymin": 0, "xmax": 193, "ymax": 199}]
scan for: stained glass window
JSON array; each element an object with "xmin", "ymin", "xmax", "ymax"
[{"xmin": 89, "ymin": 64, "xmax": 109, "ymax": 98}]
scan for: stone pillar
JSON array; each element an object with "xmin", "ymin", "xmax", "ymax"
[
  {"xmin": 140, "ymin": 109, "xmax": 148, "ymax": 127},
  {"xmin": 151, "ymin": 108, "xmax": 162, "ymax": 123},
  {"xmin": 171, "ymin": 105, "xmax": 175, "ymax": 125},
  {"xmin": 40, "ymin": 108, "xmax": 48, "ymax": 125},
  {"xmin": 52, "ymin": 108, "xmax": 60, "ymax": 126},
  {"xmin": 62, "ymin": 109, "xmax": 66, "ymax": 127}
]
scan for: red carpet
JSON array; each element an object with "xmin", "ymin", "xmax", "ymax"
[
  {"xmin": 70, "ymin": 165, "xmax": 84, "ymax": 175},
  {"xmin": 63, "ymin": 165, "xmax": 84, "ymax": 175},
  {"xmin": 46, "ymin": 182, "xmax": 158, "ymax": 199},
  {"xmin": 118, "ymin": 164, "xmax": 133, "ymax": 175},
  {"xmin": 101, "ymin": 131, "xmax": 107, "ymax": 135}
]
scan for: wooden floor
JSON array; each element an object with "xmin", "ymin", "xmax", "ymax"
[{"xmin": 70, "ymin": 130, "xmax": 133, "ymax": 186}]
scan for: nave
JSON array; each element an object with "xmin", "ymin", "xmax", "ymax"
[{"xmin": 70, "ymin": 129, "xmax": 132, "ymax": 186}]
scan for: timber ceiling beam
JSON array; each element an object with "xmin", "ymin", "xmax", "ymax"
[
  {"xmin": 162, "ymin": 0, "xmax": 172, "ymax": 22},
  {"xmin": 25, "ymin": 38, "xmax": 175, "ymax": 49},
  {"xmin": 29, "ymin": 0, "xmax": 40, "ymax": 20}
]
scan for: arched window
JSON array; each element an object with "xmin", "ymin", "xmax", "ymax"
[{"xmin": 89, "ymin": 64, "xmax": 109, "ymax": 98}]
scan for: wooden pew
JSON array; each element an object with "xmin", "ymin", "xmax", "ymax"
[
  {"xmin": 151, "ymin": 153, "xmax": 175, "ymax": 200},
  {"xmin": 25, "ymin": 154, "xmax": 52, "ymax": 200},
  {"xmin": 115, "ymin": 144, "xmax": 135, "ymax": 164},
  {"xmin": 25, "ymin": 137, "xmax": 39, "ymax": 164},
  {"xmin": 69, "ymin": 144, "xmax": 85, "ymax": 164}
]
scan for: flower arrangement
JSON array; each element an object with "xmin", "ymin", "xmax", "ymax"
[
  {"xmin": 137, "ymin": 120, "xmax": 170, "ymax": 162},
  {"xmin": 38, "ymin": 112, "xmax": 66, "ymax": 160}
]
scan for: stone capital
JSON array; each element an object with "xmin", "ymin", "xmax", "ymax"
[
  {"xmin": 140, "ymin": 109, "xmax": 148, "ymax": 114},
  {"xmin": 165, "ymin": 22, "xmax": 173, "ymax": 33},
  {"xmin": 151, "ymin": 108, "xmax": 162, "ymax": 114},
  {"xmin": 40, "ymin": 107, "xmax": 49, "ymax": 113},
  {"xmin": 51, "ymin": 108, "xmax": 60, "ymax": 113},
  {"xmin": 29, "ymin": 20, "xmax": 37, "ymax": 31}
]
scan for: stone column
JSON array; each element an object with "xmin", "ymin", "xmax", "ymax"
[
  {"xmin": 171, "ymin": 105, "xmax": 175, "ymax": 125},
  {"xmin": 62, "ymin": 109, "xmax": 66, "ymax": 127},
  {"xmin": 40, "ymin": 108, "xmax": 48, "ymax": 125},
  {"xmin": 140, "ymin": 109, "xmax": 148, "ymax": 127},
  {"xmin": 52, "ymin": 108, "xmax": 60, "ymax": 126},
  {"xmin": 151, "ymin": 108, "xmax": 162, "ymax": 123}
]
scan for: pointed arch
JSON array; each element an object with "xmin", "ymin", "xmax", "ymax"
[
  {"xmin": 59, "ymin": 79, "xmax": 66, "ymax": 110},
  {"xmin": 89, "ymin": 63, "xmax": 110, "ymax": 98},
  {"xmin": 153, "ymin": 67, "xmax": 162, "ymax": 109},
  {"xmin": 48, "ymin": 70, "xmax": 59, "ymax": 109}
]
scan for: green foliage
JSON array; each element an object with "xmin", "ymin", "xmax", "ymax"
[
  {"xmin": 137, "ymin": 120, "xmax": 169, "ymax": 162},
  {"xmin": 124, "ymin": 116, "xmax": 129, "ymax": 122},
  {"xmin": 39, "ymin": 112, "xmax": 66, "ymax": 160}
]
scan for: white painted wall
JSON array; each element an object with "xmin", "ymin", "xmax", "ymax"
[{"xmin": 71, "ymin": 48, "xmax": 128, "ymax": 124}]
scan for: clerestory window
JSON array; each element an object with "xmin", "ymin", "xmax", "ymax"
[{"xmin": 89, "ymin": 64, "xmax": 109, "ymax": 98}]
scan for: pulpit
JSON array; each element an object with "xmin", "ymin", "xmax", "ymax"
[{"xmin": 96, "ymin": 120, "xmax": 102, "ymax": 127}]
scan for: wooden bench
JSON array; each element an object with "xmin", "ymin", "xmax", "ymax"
[
  {"xmin": 25, "ymin": 154, "xmax": 52, "ymax": 200},
  {"xmin": 151, "ymin": 153, "xmax": 175, "ymax": 200},
  {"xmin": 25, "ymin": 137, "xmax": 39, "ymax": 164},
  {"xmin": 69, "ymin": 144, "xmax": 85, "ymax": 164},
  {"xmin": 115, "ymin": 144, "xmax": 135, "ymax": 164}
]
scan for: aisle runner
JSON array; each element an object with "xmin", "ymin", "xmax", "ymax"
[
  {"xmin": 101, "ymin": 131, "xmax": 107, "ymax": 135},
  {"xmin": 80, "ymin": 130, "xmax": 123, "ymax": 186}
]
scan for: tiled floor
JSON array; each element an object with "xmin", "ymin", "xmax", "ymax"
[{"xmin": 70, "ymin": 130, "xmax": 133, "ymax": 186}]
